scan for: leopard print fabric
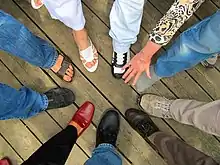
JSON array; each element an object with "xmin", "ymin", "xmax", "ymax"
[{"xmin": 149, "ymin": 0, "xmax": 205, "ymax": 46}]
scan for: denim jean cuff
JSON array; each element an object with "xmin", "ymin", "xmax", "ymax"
[
  {"xmin": 92, "ymin": 143, "xmax": 117, "ymax": 155},
  {"xmin": 41, "ymin": 94, "xmax": 49, "ymax": 111},
  {"xmin": 96, "ymin": 143, "xmax": 115, "ymax": 149},
  {"xmin": 47, "ymin": 49, "xmax": 59, "ymax": 69}
]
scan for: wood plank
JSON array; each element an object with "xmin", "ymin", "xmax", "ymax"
[
  {"xmin": 79, "ymin": 0, "xmax": 220, "ymax": 161},
  {"xmin": 0, "ymin": 135, "xmax": 23, "ymax": 165},
  {"xmin": 147, "ymin": 0, "xmax": 199, "ymax": 32},
  {"xmin": 140, "ymin": 0, "xmax": 220, "ymax": 160},
  {"xmin": 195, "ymin": 0, "xmax": 218, "ymax": 19},
  {"xmin": 0, "ymin": 31, "xmax": 162, "ymax": 165},
  {"xmin": 9, "ymin": 0, "xmax": 168, "ymax": 164},
  {"xmin": 0, "ymin": 54, "xmax": 89, "ymax": 164},
  {"xmin": 0, "ymin": 38, "xmax": 159, "ymax": 165},
  {"xmin": 0, "ymin": 60, "xmax": 42, "ymax": 160},
  {"xmin": 160, "ymin": 72, "xmax": 220, "ymax": 161},
  {"xmin": 65, "ymin": 145, "xmax": 88, "ymax": 165}
]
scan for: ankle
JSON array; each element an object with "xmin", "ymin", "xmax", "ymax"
[
  {"xmin": 72, "ymin": 29, "xmax": 90, "ymax": 50},
  {"xmin": 72, "ymin": 29, "xmax": 88, "ymax": 42},
  {"xmin": 69, "ymin": 121, "xmax": 81, "ymax": 136}
]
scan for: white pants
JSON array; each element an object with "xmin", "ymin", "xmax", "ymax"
[
  {"xmin": 109, "ymin": 0, "xmax": 145, "ymax": 53},
  {"xmin": 43, "ymin": 0, "xmax": 85, "ymax": 30},
  {"xmin": 43, "ymin": 0, "xmax": 145, "ymax": 52}
]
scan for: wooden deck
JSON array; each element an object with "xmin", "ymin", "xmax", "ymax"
[{"xmin": 0, "ymin": 0, "xmax": 220, "ymax": 164}]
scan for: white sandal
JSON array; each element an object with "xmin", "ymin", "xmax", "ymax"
[
  {"xmin": 31, "ymin": 0, "xmax": 44, "ymax": 9},
  {"xmin": 79, "ymin": 39, "xmax": 99, "ymax": 72}
]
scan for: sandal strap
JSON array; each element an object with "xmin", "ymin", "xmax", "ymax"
[{"xmin": 53, "ymin": 53, "xmax": 74, "ymax": 81}]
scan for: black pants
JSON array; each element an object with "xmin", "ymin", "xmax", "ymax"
[{"xmin": 22, "ymin": 126, "xmax": 77, "ymax": 165}]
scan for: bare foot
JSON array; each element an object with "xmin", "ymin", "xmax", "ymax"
[
  {"xmin": 51, "ymin": 55, "xmax": 74, "ymax": 82},
  {"xmin": 72, "ymin": 28, "xmax": 90, "ymax": 51}
]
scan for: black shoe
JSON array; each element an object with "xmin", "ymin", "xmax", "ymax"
[
  {"xmin": 44, "ymin": 88, "xmax": 75, "ymax": 110},
  {"xmin": 111, "ymin": 51, "xmax": 130, "ymax": 79},
  {"xmin": 125, "ymin": 109, "xmax": 159, "ymax": 139},
  {"xmin": 96, "ymin": 109, "xmax": 120, "ymax": 147}
]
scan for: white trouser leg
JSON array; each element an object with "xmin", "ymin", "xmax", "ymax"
[
  {"xmin": 43, "ymin": 0, "xmax": 85, "ymax": 30},
  {"xmin": 109, "ymin": 0, "xmax": 145, "ymax": 53}
]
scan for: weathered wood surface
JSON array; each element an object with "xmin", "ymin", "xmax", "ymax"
[{"xmin": 0, "ymin": 0, "xmax": 220, "ymax": 164}]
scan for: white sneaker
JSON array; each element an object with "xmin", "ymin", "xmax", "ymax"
[{"xmin": 111, "ymin": 51, "xmax": 130, "ymax": 79}]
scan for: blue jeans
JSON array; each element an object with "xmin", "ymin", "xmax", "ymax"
[
  {"xmin": 85, "ymin": 144, "xmax": 122, "ymax": 165},
  {"xmin": 155, "ymin": 11, "xmax": 220, "ymax": 77},
  {"xmin": 0, "ymin": 10, "xmax": 58, "ymax": 120}
]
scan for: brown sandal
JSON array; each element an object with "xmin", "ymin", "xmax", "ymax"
[{"xmin": 52, "ymin": 53, "xmax": 75, "ymax": 82}]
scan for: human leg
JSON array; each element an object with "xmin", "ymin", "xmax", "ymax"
[
  {"xmin": 43, "ymin": 0, "xmax": 98, "ymax": 72},
  {"xmin": 151, "ymin": 132, "xmax": 219, "ymax": 165},
  {"xmin": 125, "ymin": 108, "xmax": 219, "ymax": 165},
  {"xmin": 155, "ymin": 11, "xmax": 220, "ymax": 77},
  {"xmin": 0, "ymin": 84, "xmax": 75, "ymax": 120},
  {"xmin": 138, "ymin": 94, "xmax": 220, "ymax": 136},
  {"xmin": 135, "ymin": 11, "xmax": 220, "ymax": 92},
  {"xmin": 85, "ymin": 109, "xmax": 122, "ymax": 165},
  {"xmin": 0, "ymin": 10, "xmax": 74, "ymax": 82},
  {"xmin": 109, "ymin": 0, "xmax": 145, "ymax": 78},
  {"xmin": 22, "ymin": 101, "xmax": 95, "ymax": 165},
  {"xmin": 0, "ymin": 83, "xmax": 47, "ymax": 120},
  {"xmin": 0, "ymin": 10, "xmax": 57, "ymax": 69}
]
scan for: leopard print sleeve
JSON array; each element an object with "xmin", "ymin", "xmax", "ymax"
[{"xmin": 149, "ymin": 0, "xmax": 205, "ymax": 46}]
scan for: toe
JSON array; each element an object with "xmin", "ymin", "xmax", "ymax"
[
  {"xmin": 66, "ymin": 68, "xmax": 74, "ymax": 77},
  {"xmin": 63, "ymin": 75, "xmax": 72, "ymax": 82},
  {"xmin": 69, "ymin": 64, "xmax": 74, "ymax": 70}
]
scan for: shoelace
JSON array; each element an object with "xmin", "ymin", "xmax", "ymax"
[
  {"xmin": 155, "ymin": 101, "xmax": 171, "ymax": 118},
  {"xmin": 136, "ymin": 121, "xmax": 154, "ymax": 137},
  {"xmin": 113, "ymin": 53, "xmax": 127, "ymax": 66}
]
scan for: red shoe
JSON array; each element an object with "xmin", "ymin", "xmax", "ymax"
[
  {"xmin": 0, "ymin": 158, "xmax": 11, "ymax": 165},
  {"xmin": 69, "ymin": 101, "xmax": 95, "ymax": 136}
]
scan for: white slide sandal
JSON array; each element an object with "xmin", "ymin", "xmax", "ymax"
[{"xmin": 79, "ymin": 39, "xmax": 99, "ymax": 72}]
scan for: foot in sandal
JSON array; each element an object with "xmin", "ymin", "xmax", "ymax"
[
  {"xmin": 72, "ymin": 28, "xmax": 98, "ymax": 72},
  {"xmin": 69, "ymin": 101, "xmax": 95, "ymax": 136},
  {"xmin": 51, "ymin": 53, "xmax": 74, "ymax": 82},
  {"xmin": 31, "ymin": 0, "xmax": 43, "ymax": 9}
]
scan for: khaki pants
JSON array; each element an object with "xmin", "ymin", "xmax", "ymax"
[
  {"xmin": 170, "ymin": 99, "xmax": 220, "ymax": 136},
  {"xmin": 150, "ymin": 132, "xmax": 218, "ymax": 165}
]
